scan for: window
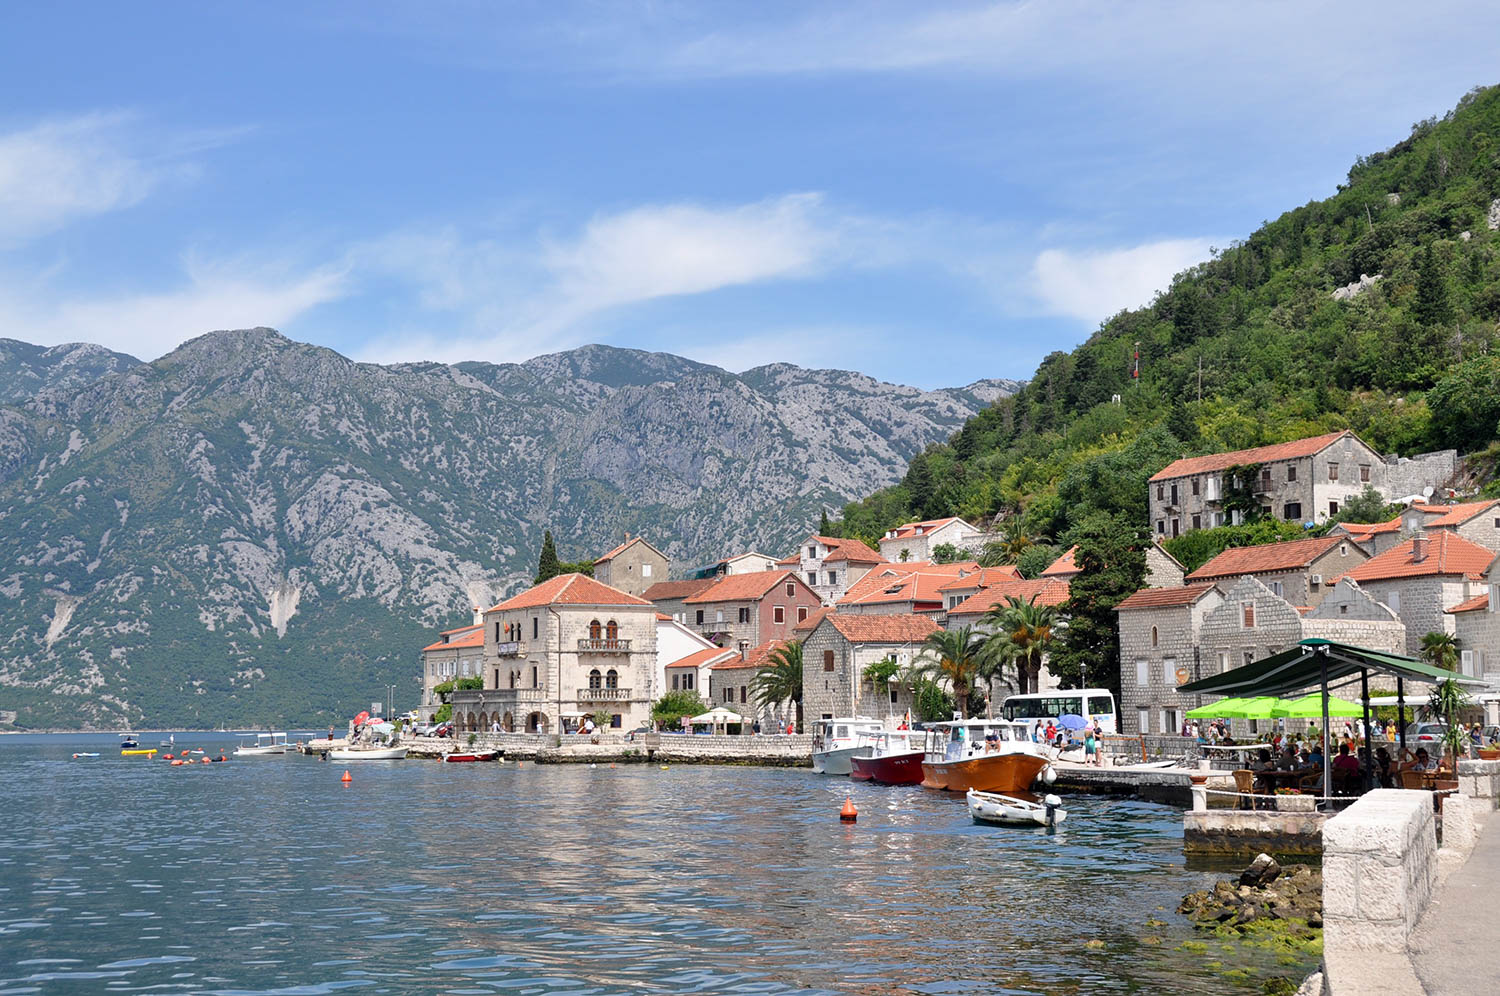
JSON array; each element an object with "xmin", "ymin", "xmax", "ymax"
[
  {"xmin": 1269, "ymin": 580, "xmax": 1283, "ymax": 597},
  {"xmin": 823, "ymin": 650, "xmax": 835, "ymax": 672},
  {"xmin": 642, "ymin": 563, "xmax": 652, "ymax": 578},
  {"xmin": 773, "ymin": 606, "xmax": 785, "ymax": 624},
  {"xmin": 1242, "ymin": 605, "xmax": 1255, "ymax": 628},
  {"xmin": 1170, "ymin": 484, "xmax": 1178, "ymax": 504},
  {"xmin": 1171, "ymin": 518, "xmax": 1180, "ymax": 538},
  {"xmin": 724, "ymin": 687, "xmax": 733, "ymax": 703},
  {"xmin": 684, "ymin": 672, "xmax": 694, "ymax": 690},
  {"xmin": 890, "ymin": 686, "xmax": 899, "ymax": 705},
  {"xmin": 695, "ymin": 609, "xmax": 705, "ymax": 625},
  {"xmin": 1261, "ymin": 468, "xmax": 1272, "ymax": 486},
  {"xmin": 1328, "ymin": 462, "xmax": 1339, "ymax": 481},
  {"xmin": 1461, "ymin": 650, "xmax": 1476, "ymax": 677},
  {"xmin": 797, "ymin": 606, "xmax": 808, "ymax": 622},
  {"xmin": 1137, "ymin": 707, "xmax": 1151, "ymax": 735},
  {"xmin": 827, "ymin": 570, "xmax": 838, "ymax": 586},
  {"xmin": 808, "ymin": 545, "xmax": 817, "ymax": 559},
  {"xmin": 1157, "ymin": 519, "xmax": 1165, "ymax": 535},
  {"xmin": 1218, "ymin": 652, "xmax": 1229, "ymax": 674},
  {"xmin": 531, "ymin": 665, "xmax": 539, "ymax": 687},
  {"xmin": 1156, "ymin": 484, "xmax": 1164, "ymax": 501},
  {"xmin": 716, "ymin": 610, "xmax": 724, "ymax": 623},
  {"xmin": 605, "ymin": 620, "xmax": 618, "ymax": 640},
  {"xmin": 533, "ymin": 617, "xmax": 538, "ymax": 640},
  {"xmin": 1387, "ymin": 591, "xmax": 1400, "ymax": 613},
  {"xmin": 495, "ymin": 621, "xmax": 501, "ymax": 642},
  {"xmin": 1283, "ymin": 502, "xmax": 1302, "ymax": 521},
  {"xmin": 738, "ymin": 607, "xmax": 750, "ymax": 624},
  {"xmin": 588, "ymin": 668, "xmax": 602, "ymax": 690},
  {"xmin": 1135, "ymin": 660, "xmax": 1149, "ymax": 686},
  {"xmin": 606, "ymin": 668, "xmax": 618, "ymax": 689},
  {"xmin": 1329, "ymin": 501, "xmax": 1339, "ymax": 517},
  {"xmin": 1242, "ymin": 651, "xmax": 1255, "ymax": 667},
  {"xmin": 589, "ymin": 619, "xmax": 602, "ymax": 639},
  {"xmin": 1191, "ymin": 478, "xmax": 1200, "ymax": 496},
  {"xmin": 786, "ymin": 582, "xmax": 795, "ymax": 596},
  {"xmin": 461, "ymin": 661, "xmax": 470, "ymax": 677},
  {"xmin": 1163, "ymin": 658, "xmax": 1177, "ymax": 684},
  {"xmin": 672, "ymin": 674, "xmax": 680, "ymax": 690},
  {"xmin": 611, "ymin": 714, "xmax": 622, "ymax": 729},
  {"xmin": 1287, "ymin": 465, "xmax": 1297, "ymax": 482},
  {"xmin": 1150, "ymin": 625, "xmax": 1158, "ymax": 648},
  {"xmin": 1160, "ymin": 709, "xmax": 1175, "ymax": 734},
  {"xmin": 740, "ymin": 686, "xmax": 748, "ymax": 704},
  {"xmin": 807, "ymin": 572, "xmax": 817, "ymax": 586},
  {"xmin": 1192, "ymin": 514, "xmax": 1201, "ymax": 530},
  {"xmin": 1359, "ymin": 464, "xmax": 1371, "ymax": 482}
]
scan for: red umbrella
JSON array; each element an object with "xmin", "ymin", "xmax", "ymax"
[{"xmin": 353, "ymin": 711, "xmax": 370, "ymax": 726}]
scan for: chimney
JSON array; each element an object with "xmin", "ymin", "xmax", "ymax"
[
  {"xmin": 1412, "ymin": 536, "xmax": 1427, "ymax": 563},
  {"xmin": 739, "ymin": 640, "xmax": 750, "ymax": 662},
  {"xmin": 472, "ymin": 606, "xmax": 483, "ymax": 626}
]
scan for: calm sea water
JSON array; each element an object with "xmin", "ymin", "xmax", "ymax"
[{"xmin": 0, "ymin": 734, "xmax": 1314, "ymax": 995}]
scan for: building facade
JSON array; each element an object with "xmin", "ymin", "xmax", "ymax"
[
  {"xmin": 682, "ymin": 570, "xmax": 823, "ymax": 649},
  {"xmin": 877, "ymin": 517, "xmax": 987, "ymax": 563},
  {"xmin": 1185, "ymin": 535, "xmax": 1369, "ymax": 610},
  {"xmin": 418, "ymin": 622, "xmax": 484, "ymax": 721},
  {"xmin": 643, "ymin": 578, "xmax": 716, "ymax": 624},
  {"xmin": 800, "ymin": 613, "xmax": 938, "ymax": 725},
  {"xmin": 1335, "ymin": 532, "xmax": 1495, "ymax": 656},
  {"xmin": 780, "ymin": 534, "xmax": 886, "ymax": 605},
  {"xmin": 1115, "ymin": 584, "xmax": 1225, "ymax": 736},
  {"xmin": 592, "ymin": 535, "xmax": 670, "ymax": 598}
]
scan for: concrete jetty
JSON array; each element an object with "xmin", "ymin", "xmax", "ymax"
[{"xmin": 403, "ymin": 731, "xmax": 815, "ymax": 766}]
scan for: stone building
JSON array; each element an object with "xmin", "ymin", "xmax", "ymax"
[
  {"xmin": 643, "ymin": 578, "xmax": 716, "ymax": 625},
  {"xmin": 451, "ymin": 573, "xmax": 658, "ymax": 734},
  {"xmin": 655, "ymin": 614, "xmax": 719, "ymax": 699},
  {"xmin": 800, "ymin": 613, "xmax": 938, "ymax": 725},
  {"xmin": 1185, "ymin": 535, "xmax": 1369, "ymax": 610},
  {"xmin": 592, "ymin": 535, "xmax": 670, "ymax": 598},
  {"xmin": 418, "ymin": 620, "xmax": 484, "ymax": 721},
  {"xmin": 937, "ymin": 566, "xmax": 1025, "ymax": 613},
  {"xmin": 778, "ymin": 534, "xmax": 887, "ymax": 605},
  {"xmin": 665, "ymin": 645, "xmax": 735, "ymax": 697},
  {"xmin": 1115, "ymin": 584, "xmax": 1224, "ymax": 736},
  {"xmin": 1335, "ymin": 532, "xmax": 1495, "ymax": 656},
  {"xmin": 1147, "ymin": 541, "xmax": 1188, "ymax": 587},
  {"xmin": 713, "ymin": 552, "xmax": 781, "ymax": 575},
  {"xmin": 877, "ymin": 516, "xmax": 986, "ymax": 563},
  {"xmin": 1147, "ymin": 430, "xmax": 1454, "ymax": 539},
  {"xmin": 682, "ymin": 570, "xmax": 823, "ymax": 649},
  {"xmin": 707, "ymin": 641, "xmax": 796, "ymax": 731},
  {"xmin": 1446, "ymin": 562, "xmax": 1500, "ymax": 724},
  {"xmin": 1420, "ymin": 499, "xmax": 1500, "ymax": 552},
  {"xmin": 943, "ymin": 577, "xmax": 1072, "ymax": 695}
]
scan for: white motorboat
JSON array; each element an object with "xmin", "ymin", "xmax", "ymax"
[
  {"xmin": 234, "ymin": 732, "xmax": 291, "ymax": 756},
  {"xmin": 966, "ymin": 788, "xmax": 1067, "ymax": 827},
  {"xmin": 329, "ymin": 745, "xmax": 408, "ymax": 760},
  {"xmin": 811, "ymin": 717, "xmax": 886, "ymax": 775}
]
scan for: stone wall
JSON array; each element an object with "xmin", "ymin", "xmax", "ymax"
[
  {"xmin": 1322, "ymin": 789, "xmax": 1437, "ymax": 952},
  {"xmin": 1383, "ymin": 449, "xmax": 1457, "ymax": 498},
  {"xmin": 1118, "ymin": 592, "xmax": 1224, "ymax": 735},
  {"xmin": 1355, "ymin": 576, "xmax": 1469, "ymax": 656}
]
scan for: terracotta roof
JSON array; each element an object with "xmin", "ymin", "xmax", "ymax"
[
  {"xmin": 439, "ymin": 621, "xmax": 481, "ymax": 635},
  {"xmin": 1149, "ymin": 431, "xmax": 1354, "ymax": 482},
  {"xmin": 1040, "ymin": 546, "xmax": 1080, "ymax": 577},
  {"xmin": 641, "ymin": 578, "xmax": 716, "ymax": 601},
  {"xmin": 1333, "ymin": 517, "xmax": 1403, "ymax": 538},
  {"xmin": 422, "ymin": 626, "xmax": 485, "ymax": 652},
  {"xmin": 684, "ymin": 570, "xmax": 806, "ymax": 604},
  {"xmin": 667, "ymin": 646, "xmax": 738, "ymax": 669},
  {"xmin": 488, "ymin": 573, "xmax": 651, "ymax": 611},
  {"xmin": 1115, "ymin": 583, "xmax": 1219, "ymax": 611},
  {"xmin": 794, "ymin": 606, "xmax": 834, "ymax": 632},
  {"xmin": 655, "ymin": 612, "xmax": 672, "ymax": 621},
  {"xmin": 824, "ymin": 613, "xmax": 940, "ymax": 643},
  {"xmin": 779, "ymin": 535, "xmax": 885, "ymax": 565},
  {"xmin": 1423, "ymin": 500, "xmax": 1500, "ymax": 528},
  {"xmin": 1336, "ymin": 532, "xmax": 1497, "ymax": 584},
  {"xmin": 839, "ymin": 562, "xmax": 983, "ymax": 606},
  {"xmin": 1445, "ymin": 593, "xmax": 1490, "ymax": 614},
  {"xmin": 947, "ymin": 578, "xmax": 1071, "ymax": 617},
  {"xmin": 1186, "ymin": 536, "xmax": 1351, "ymax": 581},
  {"xmin": 883, "ymin": 517, "xmax": 969, "ymax": 540},
  {"xmin": 594, "ymin": 535, "xmax": 666, "ymax": 564},
  {"xmin": 936, "ymin": 565, "xmax": 1021, "ymax": 592},
  {"xmin": 709, "ymin": 640, "xmax": 789, "ymax": 670}
]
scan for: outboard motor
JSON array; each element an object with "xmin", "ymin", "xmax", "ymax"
[{"xmin": 1043, "ymin": 793, "xmax": 1063, "ymax": 827}]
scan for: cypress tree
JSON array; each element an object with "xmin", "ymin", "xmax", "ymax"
[
  {"xmin": 904, "ymin": 453, "xmax": 936, "ymax": 519},
  {"xmin": 535, "ymin": 530, "xmax": 560, "ymax": 584},
  {"xmin": 818, "ymin": 508, "xmax": 832, "ymax": 536},
  {"xmin": 1414, "ymin": 243, "xmax": 1452, "ymax": 326}
]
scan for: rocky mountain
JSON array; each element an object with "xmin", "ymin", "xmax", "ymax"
[{"xmin": 0, "ymin": 328, "xmax": 1018, "ymax": 729}]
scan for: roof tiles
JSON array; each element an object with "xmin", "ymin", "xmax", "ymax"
[
  {"xmin": 823, "ymin": 613, "xmax": 940, "ymax": 643},
  {"xmin": 684, "ymin": 570, "xmax": 802, "ymax": 604},
  {"xmin": 489, "ymin": 573, "xmax": 651, "ymax": 611},
  {"xmin": 1149, "ymin": 431, "xmax": 1352, "ymax": 482},
  {"xmin": 1336, "ymin": 532, "xmax": 1497, "ymax": 583},
  {"xmin": 422, "ymin": 626, "xmax": 485, "ymax": 652},
  {"xmin": 642, "ymin": 578, "xmax": 717, "ymax": 601},
  {"xmin": 946, "ymin": 578, "xmax": 1071, "ymax": 617},
  {"xmin": 1115, "ymin": 583, "xmax": 1220, "ymax": 611},
  {"xmin": 1186, "ymin": 536, "xmax": 1350, "ymax": 580}
]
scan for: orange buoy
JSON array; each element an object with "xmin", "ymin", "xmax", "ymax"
[
  {"xmin": 340, "ymin": 769, "xmax": 352, "ymax": 783},
  {"xmin": 163, "ymin": 753, "xmax": 174, "ymax": 760},
  {"xmin": 201, "ymin": 757, "xmax": 211, "ymax": 764},
  {"xmin": 839, "ymin": 796, "xmax": 857, "ymax": 822},
  {"xmin": 170, "ymin": 759, "xmax": 184, "ymax": 766}
]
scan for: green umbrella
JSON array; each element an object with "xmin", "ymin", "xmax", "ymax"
[
  {"xmin": 1186, "ymin": 697, "xmax": 1247, "ymax": 719},
  {"xmin": 1270, "ymin": 692, "xmax": 1363, "ymax": 719},
  {"xmin": 1186, "ymin": 696, "xmax": 1280, "ymax": 719}
]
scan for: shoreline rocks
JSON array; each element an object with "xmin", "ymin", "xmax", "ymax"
[{"xmin": 1178, "ymin": 852, "xmax": 1323, "ymax": 932}]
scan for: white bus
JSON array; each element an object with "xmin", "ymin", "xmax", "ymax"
[{"xmin": 1001, "ymin": 689, "xmax": 1117, "ymax": 735}]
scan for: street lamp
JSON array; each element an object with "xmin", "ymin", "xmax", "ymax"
[{"xmin": 386, "ymin": 684, "xmax": 397, "ymax": 719}]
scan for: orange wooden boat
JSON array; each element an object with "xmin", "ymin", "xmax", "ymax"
[{"xmin": 919, "ymin": 720, "xmax": 1054, "ymax": 794}]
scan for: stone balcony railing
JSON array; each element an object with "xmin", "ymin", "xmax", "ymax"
[
  {"xmin": 578, "ymin": 637, "xmax": 631, "ymax": 652},
  {"xmin": 451, "ymin": 687, "xmax": 548, "ymax": 705},
  {"xmin": 496, "ymin": 641, "xmax": 526, "ymax": 657},
  {"xmin": 577, "ymin": 687, "xmax": 632, "ymax": 701}
]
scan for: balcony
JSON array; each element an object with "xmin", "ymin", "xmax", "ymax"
[
  {"xmin": 578, "ymin": 637, "xmax": 631, "ymax": 652},
  {"xmin": 577, "ymin": 686, "xmax": 633, "ymax": 701},
  {"xmin": 496, "ymin": 641, "xmax": 526, "ymax": 657},
  {"xmin": 451, "ymin": 687, "xmax": 548, "ymax": 705}
]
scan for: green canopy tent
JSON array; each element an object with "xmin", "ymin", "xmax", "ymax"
[
  {"xmin": 1186, "ymin": 696, "xmax": 1283, "ymax": 720},
  {"xmin": 1179, "ymin": 638, "xmax": 1486, "ymax": 795},
  {"xmin": 1272, "ymin": 693, "xmax": 1363, "ymax": 719}
]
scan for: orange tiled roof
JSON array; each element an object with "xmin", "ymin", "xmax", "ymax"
[
  {"xmin": 794, "ymin": 606, "xmax": 834, "ymax": 632},
  {"xmin": 1334, "ymin": 517, "xmax": 1403, "ymax": 538},
  {"xmin": 684, "ymin": 570, "xmax": 804, "ymax": 604},
  {"xmin": 709, "ymin": 640, "xmax": 789, "ymax": 670},
  {"xmin": 1115, "ymin": 583, "xmax": 1220, "ymax": 611},
  {"xmin": 1040, "ymin": 546, "xmax": 1081, "ymax": 577},
  {"xmin": 1186, "ymin": 536, "xmax": 1350, "ymax": 581},
  {"xmin": 667, "ymin": 646, "xmax": 738, "ymax": 669},
  {"xmin": 824, "ymin": 613, "xmax": 940, "ymax": 643},
  {"xmin": 1336, "ymin": 532, "xmax": 1497, "ymax": 584},
  {"xmin": 594, "ymin": 535, "xmax": 666, "ymax": 564},
  {"xmin": 1424, "ymin": 500, "xmax": 1500, "ymax": 528},
  {"xmin": 884, "ymin": 517, "xmax": 968, "ymax": 540},
  {"xmin": 642, "ymin": 578, "xmax": 716, "ymax": 601},
  {"xmin": 489, "ymin": 573, "xmax": 651, "ymax": 611},
  {"xmin": 1446, "ymin": 593, "xmax": 1489, "ymax": 614},
  {"xmin": 947, "ymin": 578, "xmax": 1071, "ymax": 617},
  {"xmin": 935, "ymin": 565, "xmax": 1022, "ymax": 592},
  {"xmin": 780, "ymin": 535, "xmax": 885, "ymax": 565},
  {"xmin": 422, "ymin": 626, "xmax": 485, "ymax": 652},
  {"xmin": 1149, "ymin": 431, "xmax": 1353, "ymax": 482},
  {"xmin": 839, "ymin": 562, "xmax": 983, "ymax": 606}
]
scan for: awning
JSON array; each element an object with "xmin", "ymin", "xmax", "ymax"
[{"xmin": 1178, "ymin": 638, "xmax": 1486, "ymax": 698}]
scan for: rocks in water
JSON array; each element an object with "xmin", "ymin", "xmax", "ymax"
[
  {"xmin": 1240, "ymin": 852, "xmax": 1282, "ymax": 887},
  {"xmin": 1178, "ymin": 855, "xmax": 1322, "ymax": 932}
]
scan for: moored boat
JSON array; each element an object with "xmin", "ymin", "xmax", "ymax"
[
  {"xmin": 919, "ymin": 719, "xmax": 1054, "ymax": 794},
  {"xmin": 848, "ymin": 730, "xmax": 926, "ymax": 784},
  {"xmin": 443, "ymin": 749, "xmax": 498, "ymax": 763},
  {"xmin": 119, "ymin": 733, "xmax": 140, "ymax": 750},
  {"xmin": 234, "ymin": 732, "xmax": 291, "ymax": 757},
  {"xmin": 329, "ymin": 745, "xmax": 408, "ymax": 760},
  {"xmin": 966, "ymin": 789, "xmax": 1067, "ymax": 827},
  {"xmin": 811, "ymin": 717, "xmax": 886, "ymax": 775}
]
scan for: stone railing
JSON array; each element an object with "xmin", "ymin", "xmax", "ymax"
[
  {"xmin": 1456, "ymin": 756, "xmax": 1500, "ymax": 805},
  {"xmin": 1099, "ymin": 733, "xmax": 1198, "ymax": 761},
  {"xmin": 578, "ymin": 637, "xmax": 631, "ymax": 652},
  {"xmin": 495, "ymin": 641, "xmax": 526, "ymax": 657},
  {"xmin": 577, "ymin": 687, "xmax": 632, "ymax": 701},
  {"xmin": 1322, "ymin": 789, "xmax": 1437, "ymax": 953}
]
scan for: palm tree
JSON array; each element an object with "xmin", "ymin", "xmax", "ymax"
[
  {"xmin": 1421, "ymin": 631, "xmax": 1469, "ymax": 763},
  {"xmin": 983, "ymin": 594, "xmax": 1059, "ymax": 696},
  {"xmin": 751, "ymin": 640, "xmax": 804, "ymax": 729},
  {"xmin": 1420, "ymin": 631, "xmax": 1459, "ymax": 671},
  {"xmin": 912, "ymin": 626, "xmax": 989, "ymax": 719}
]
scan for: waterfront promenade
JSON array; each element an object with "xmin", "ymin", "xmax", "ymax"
[{"xmin": 1410, "ymin": 814, "xmax": 1500, "ymax": 993}]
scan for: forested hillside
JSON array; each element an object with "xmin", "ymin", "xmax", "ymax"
[{"xmin": 833, "ymin": 84, "xmax": 1500, "ymax": 693}]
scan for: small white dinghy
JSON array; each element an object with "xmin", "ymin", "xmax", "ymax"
[
  {"xmin": 329, "ymin": 746, "xmax": 408, "ymax": 760},
  {"xmin": 966, "ymin": 788, "xmax": 1067, "ymax": 827}
]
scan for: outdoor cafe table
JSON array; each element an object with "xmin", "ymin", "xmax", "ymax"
[{"xmin": 1255, "ymin": 767, "xmax": 1319, "ymax": 791}]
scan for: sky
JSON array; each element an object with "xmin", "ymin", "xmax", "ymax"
[{"xmin": 1, "ymin": 1, "xmax": 1497, "ymax": 389}]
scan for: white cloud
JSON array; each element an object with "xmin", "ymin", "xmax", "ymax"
[
  {"xmin": 676, "ymin": 326, "xmax": 864, "ymax": 375},
  {"xmin": 1030, "ymin": 238, "xmax": 1217, "ymax": 325}
]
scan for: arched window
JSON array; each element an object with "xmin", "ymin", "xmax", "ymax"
[
  {"xmin": 605, "ymin": 619, "xmax": 619, "ymax": 640},
  {"xmin": 588, "ymin": 668, "xmax": 602, "ymax": 690},
  {"xmin": 1150, "ymin": 626, "xmax": 1159, "ymax": 648},
  {"xmin": 606, "ymin": 668, "xmax": 619, "ymax": 689},
  {"xmin": 589, "ymin": 619, "xmax": 602, "ymax": 639}
]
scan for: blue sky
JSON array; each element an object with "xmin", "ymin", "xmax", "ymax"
[{"xmin": 1, "ymin": 2, "xmax": 1497, "ymax": 388}]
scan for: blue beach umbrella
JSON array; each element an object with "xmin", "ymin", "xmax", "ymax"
[{"xmin": 1058, "ymin": 714, "xmax": 1088, "ymax": 731}]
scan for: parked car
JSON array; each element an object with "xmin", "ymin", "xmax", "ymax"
[
  {"xmin": 414, "ymin": 721, "xmax": 454, "ymax": 738},
  {"xmin": 1482, "ymin": 725, "xmax": 1500, "ymax": 746},
  {"xmin": 1404, "ymin": 722, "xmax": 1448, "ymax": 744}
]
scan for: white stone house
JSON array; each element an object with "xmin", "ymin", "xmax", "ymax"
[
  {"xmin": 778, "ymin": 534, "xmax": 887, "ymax": 605},
  {"xmin": 714, "ymin": 552, "xmax": 781, "ymax": 575},
  {"xmin": 1115, "ymin": 584, "xmax": 1225, "ymax": 736},
  {"xmin": 1335, "ymin": 532, "xmax": 1495, "ymax": 656},
  {"xmin": 592, "ymin": 535, "xmax": 670, "ymax": 598},
  {"xmin": 1185, "ymin": 535, "xmax": 1369, "ymax": 610},
  {"xmin": 418, "ymin": 620, "xmax": 484, "ymax": 721},
  {"xmin": 655, "ymin": 614, "xmax": 719, "ymax": 701},
  {"xmin": 878, "ymin": 517, "xmax": 986, "ymax": 563},
  {"xmin": 800, "ymin": 613, "xmax": 939, "ymax": 725},
  {"xmin": 664, "ymin": 645, "xmax": 736, "ymax": 698}
]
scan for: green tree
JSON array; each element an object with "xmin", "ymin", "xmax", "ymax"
[
  {"xmin": 1016, "ymin": 543, "xmax": 1059, "ymax": 579},
  {"xmin": 1050, "ymin": 513, "xmax": 1146, "ymax": 692},
  {"xmin": 910, "ymin": 676, "xmax": 955, "ymax": 722},
  {"xmin": 651, "ymin": 690, "xmax": 705, "ymax": 731},
  {"xmin": 1334, "ymin": 485, "xmax": 1400, "ymax": 525},
  {"xmin": 931, "ymin": 542, "xmax": 963, "ymax": 564},
  {"xmin": 1421, "ymin": 631, "xmax": 1469, "ymax": 763},
  {"xmin": 557, "ymin": 560, "xmax": 594, "ymax": 577},
  {"xmin": 1413, "ymin": 243, "xmax": 1453, "ymax": 326},
  {"xmin": 904, "ymin": 452, "xmax": 937, "ymax": 519},
  {"xmin": 535, "ymin": 530, "xmax": 561, "ymax": 584},
  {"xmin": 1427, "ymin": 355, "xmax": 1500, "ymax": 452},
  {"xmin": 819, "ymin": 508, "xmax": 833, "ymax": 536},
  {"xmin": 751, "ymin": 641, "xmax": 805, "ymax": 728},
  {"xmin": 983, "ymin": 594, "xmax": 1060, "ymax": 696},
  {"xmin": 911, "ymin": 626, "xmax": 989, "ymax": 718}
]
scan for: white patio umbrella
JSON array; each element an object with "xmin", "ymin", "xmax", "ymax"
[{"xmin": 688, "ymin": 707, "xmax": 743, "ymax": 733}]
